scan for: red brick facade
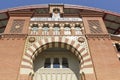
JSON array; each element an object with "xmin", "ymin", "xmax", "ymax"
[{"xmin": 0, "ymin": 4, "xmax": 120, "ymax": 80}]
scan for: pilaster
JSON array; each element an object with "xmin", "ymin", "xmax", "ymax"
[{"xmin": 60, "ymin": 23, "xmax": 64, "ymax": 35}]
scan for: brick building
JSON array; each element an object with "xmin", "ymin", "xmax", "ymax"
[{"xmin": 0, "ymin": 4, "xmax": 120, "ymax": 80}]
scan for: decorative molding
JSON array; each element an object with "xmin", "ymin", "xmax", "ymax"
[
  {"xmin": 80, "ymin": 11, "xmax": 104, "ymax": 17},
  {"xmin": 8, "ymin": 11, "xmax": 33, "ymax": 17},
  {"xmin": 1, "ymin": 34, "xmax": 27, "ymax": 38},
  {"xmin": 85, "ymin": 34, "xmax": 110, "ymax": 39},
  {"xmin": 30, "ymin": 17, "xmax": 82, "ymax": 21}
]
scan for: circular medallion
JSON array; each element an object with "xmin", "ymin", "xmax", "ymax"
[
  {"xmin": 29, "ymin": 37, "xmax": 35, "ymax": 43},
  {"xmin": 78, "ymin": 37, "xmax": 85, "ymax": 43}
]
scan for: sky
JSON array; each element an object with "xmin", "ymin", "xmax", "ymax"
[{"xmin": 0, "ymin": 0, "xmax": 120, "ymax": 13}]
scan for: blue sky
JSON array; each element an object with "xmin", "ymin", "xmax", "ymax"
[{"xmin": 0, "ymin": 0, "xmax": 120, "ymax": 13}]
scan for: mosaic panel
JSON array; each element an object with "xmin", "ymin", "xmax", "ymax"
[
  {"xmin": 88, "ymin": 20, "xmax": 103, "ymax": 33},
  {"xmin": 10, "ymin": 19, "xmax": 25, "ymax": 33}
]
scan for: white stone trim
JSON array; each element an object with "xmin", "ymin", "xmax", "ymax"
[
  {"xmin": 83, "ymin": 61, "xmax": 92, "ymax": 66},
  {"xmin": 48, "ymin": 38, "xmax": 52, "ymax": 43},
  {"xmin": 41, "ymin": 39, "xmax": 46, "ymax": 45},
  {"xmin": 77, "ymin": 46, "xmax": 83, "ymax": 51},
  {"xmin": 67, "ymin": 39, "xmax": 72, "ymax": 45},
  {"xmin": 23, "ymin": 55, "xmax": 31, "ymax": 61},
  {"xmin": 55, "ymin": 37, "xmax": 59, "ymax": 42},
  {"xmin": 80, "ymin": 68, "xmax": 94, "ymax": 74},
  {"xmin": 83, "ymin": 55, "xmax": 91, "ymax": 61},
  {"xmin": 31, "ymin": 46, "xmax": 36, "ymax": 51},
  {"xmin": 73, "ymin": 42, "xmax": 78, "ymax": 48},
  {"xmin": 21, "ymin": 61, "xmax": 32, "ymax": 67},
  {"xmin": 35, "ymin": 42, "xmax": 40, "ymax": 47},
  {"xmin": 61, "ymin": 38, "xmax": 66, "ymax": 43},
  {"xmin": 26, "ymin": 50, "xmax": 33, "ymax": 56},
  {"xmin": 81, "ymin": 50, "xmax": 87, "ymax": 56},
  {"xmin": 20, "ymin": 68, "xmax": 33, "ymax": 74}
]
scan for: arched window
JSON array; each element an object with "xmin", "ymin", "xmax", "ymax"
[
  {"xmin": 44, "ymin": 58, "xmax": 51, "ymax": 68},
  {"xmin": 53, "ymin": 58, "xmax": 60, "ymax": 68},
  {"xmin": 53, "ymin": 27, "xmax": 60, "ymax": 35},
  {"xmin": 52, "ymin": 8, "xmax": 60, "ymax": 18},
  {"xmin": 75, "ymin": 27, "xmax": 82, "ymax": 35},
  {"xmin": 62, "ymin": 58, "xmax": 69, "ymax": 68},
  {"xmin": 64, "ymin": 27, "xmax": 71, "ymax": 35},
  {"xmin": 31, "ymin": 24, "xmax": 39, "ymax": 35},
  {"xmin": 42, "ymin": 26, "xmax": 49, "ymax": 35}
]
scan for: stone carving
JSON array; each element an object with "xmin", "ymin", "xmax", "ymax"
[
  {"xmin": 78, "ymin": 37, "xmax": 85, "ymax": 43},
  {"xmin": 29, "ymin": 37, "xmax": 35, "ymax": 43}
]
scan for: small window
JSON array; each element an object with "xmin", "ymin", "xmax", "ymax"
[
  {"xmin": 62, "ymin": 58, "xmax": 69, "ymax": 68},
  {"xmin": 53, "ymin": 58, "xmax": 60, "ymax": 68},
  {"xmin": 42, "ymin": 26, "xmax": 49, "ymax": 35},
  {"xmin": 115, "ymin": 43, "xmax": 120, "ymax": 52},
  {"xmin": 75, "ymin": 27, "xmax": 82, "ymax": 35},
  {"xmin": 31, "ymin": 24, "xmax": 39, "ymax": 35},
  {"xmin": 64, "ymin": 27, "xmax": 71, "ymax": 35},
  {"xmin": 53, "ymin": 27, "xmax": 60, "ymax": 35},
  {"xmin": 44, "ymin": 58, "xmax": 51, "ymax": 68}
]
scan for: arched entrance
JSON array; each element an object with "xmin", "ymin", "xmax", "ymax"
[
  {"xmin": 20, "ymin": 37, "xmax": 93, "ymax": 80},
  {"xmin": 33, "ymin": 43, "xmax": 80, "ymax": 80}
]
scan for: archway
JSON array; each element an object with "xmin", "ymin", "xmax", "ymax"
[
  {"xmin": 20, "ymin": 37, "xmax": 93, "ymax": 79},
  {"xmin": 33, "ymin": 43, "xmax": 80, "ymax": 80}
]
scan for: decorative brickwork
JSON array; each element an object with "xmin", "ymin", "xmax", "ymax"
[
  {"xmin": 88, "ymin": 20, "xmax": 103, "ymax": 33},
  {"xmin": 10, "ymin": 19, "xmax": 25, "ymax": 33},
  {"xmin": 20, "ymin": 36, "xmax": 93, "ymax": 75}
]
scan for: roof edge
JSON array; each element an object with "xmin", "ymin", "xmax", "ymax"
[{"xmin": 0, "ymin": 4, "xmax": 120, "ymax": 17}]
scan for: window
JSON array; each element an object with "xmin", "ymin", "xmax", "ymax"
[
  {"xmin": 52, "ymin": 8, "xmax": 60, "ymax": 18},
  {"xmin": 75, "ymin": 27, "xmax": 82, "ymax": 35},
  {"xmin": 64, "ymin": 27, "xmax": 71, "ymax": 35},
  {"xmin": 115, "ymin": 43, "xmax": 120, "ymax": 52},
  {"xmin": 44, "ymin": 58, "xmax": 51, "ymax": 68},
  {"xmin": 31, "ymin": 24, "xmax": 39, "ymax": 35},
  {"xmin": 53, "ymin": 58, "xmax": 60, "ymax": 68},
  {"xmin": 53, "ymin": 27, "xmax": 60, "ymax": 35},
  {"xmin": 44, "ymin": 57, "xmax": 69, "ymax": 68},
  {"xmin": 62, "ymin": 58, "xmax": 69, "ymax": 68},
  {"xmin": 42, "ymin": 26, "xmax": 49, "ymax": 35}
]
